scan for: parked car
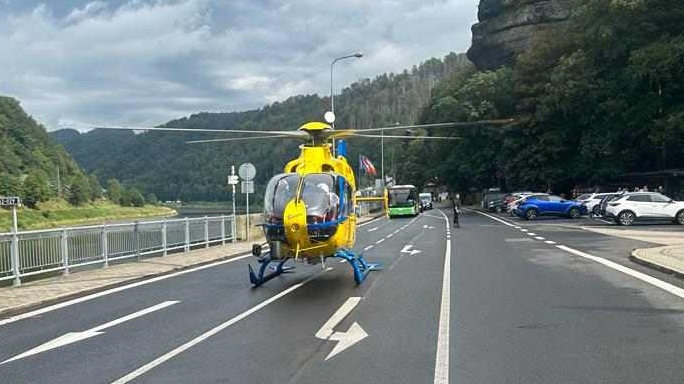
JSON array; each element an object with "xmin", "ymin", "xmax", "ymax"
[
  {"xmin": 507, "ymin": 192, "xmax": 537, "ymax": 216},
  {"xmin": 603, "ymin": 192, "xmax": 684, "ymax": 225},
  {"xmin": 515, "ymin": 194, "xmax": 588, "ymax": 220},
  {"xmin": 597, "ymin": 193, "xmax": 624, "ymax": 217},
  {"xmin": 578, "ymin": 192, "xmax": 622, "ymax": 216}
]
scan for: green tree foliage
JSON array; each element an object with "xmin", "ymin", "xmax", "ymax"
[
  {"xmin": 417, "ymin": 0, "xmax": 684, "ymax": 194},
  {"xmin": 23, "ymin": 169, "xmax": 51, "ymax": 207},
  {"xmin": 0, "ymin": 96, "xmax": 84, "ymax": 204},
  {"xmin": 69, "ymin": 173, "xmax": 91, "ymax": 206},
  {"xmin": 122, "ymin": 186, "xmax": 145, "ymax": 207},
  {"xmin": 146, "ymin": 193, "xmax": 158, "ymax": 205},
  {"xmin": 106, "ymin": 179, "xmax": 123, "ymax": 204},
  {"xmin": 0, "ymin": 173, "xmax": 21, "ymax": 196},
  {"xmin": 88, "ymin": 174, "xmax": 103, "ymax": 200}
]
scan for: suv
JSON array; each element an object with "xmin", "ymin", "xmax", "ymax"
[
  {"xmin": 515, "ymin": 194, "xmax": 587, "ymax": 220},
  {"xmin": 604, "ymin": 192, "xmax": 684, "ymax": 226},
  {"xmin": 419, "ymin": 193, "xmax": 433, "ymax": 211}
]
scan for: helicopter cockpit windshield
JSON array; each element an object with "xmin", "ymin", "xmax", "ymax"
[
  {"xmin": 299, "ymin": 173, "xmax": 339, "ymax": 223},
  {"xmin": 264, "ymin": 173, "xmax": 300, "ymax": 224}
]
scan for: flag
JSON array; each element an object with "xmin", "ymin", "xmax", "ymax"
[{"xmin": 359, "ymin": 155, "xmax": 377, "ymax": 176}]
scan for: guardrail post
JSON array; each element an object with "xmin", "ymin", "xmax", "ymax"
[
  {"xmin": 221, "ymin": 215, "xmax": 226, "ymax": 245},
  {"xmin": 184, "ymin": 218, "xmax": 190, "ymax": 252},
  {"xmin": 162, "ymin": 219, "xmax": 168, "ymax": 257},
  {"xmin": 61, "ymin": 228, "xmax": 69, "ymax": 275},
  {"xmin": 102, "ymin": 224, "xmax": 108, "ymax": 268},
  {"xmin": 134, "ymin": 222, "xmax": 140, "ymax": 260},
  {"xmin": 204, "ymin": 216, "xmax": 209, "ymax": 248},
  {"xmin": 232, "ymin": 214, "xmax": 236, "ymax": 243},
  {"xmin": 10, "ymin": 234, "xmax": 20, "ymax": 287}
]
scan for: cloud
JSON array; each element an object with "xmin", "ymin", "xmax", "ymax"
[{"xmin": 0, "ymin": 0, "xmax": 479, "ymax": 131}]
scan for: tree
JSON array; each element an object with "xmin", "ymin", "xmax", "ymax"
[
  {"xmin": 88, "ymin": 174, "xmax": 103, "ymax": 201},
  {"xmin": 69, "ymin": 174, "xmax": 91, "ymax": 206},
  {"xmin": 0, "ymin": 173, "xmax": 21, "ymax": 196},
  {"xmin": 22, "ymin": 169, "xmax": 51, "ymax": 208},
  {"xmin": 127, "ymin": 187, "xmax": 145, "ymax": 207},
  {"xmin": 146, "ymin": 193, "xmax": 158, "ymax": 205},
  {"xmin": 106, "ymin": 179, "xmax": 123, "ymax": 204}
]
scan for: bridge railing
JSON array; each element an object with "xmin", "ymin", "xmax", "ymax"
[{"xmin": 0, "ymin": 215, "xmax": 235, "ymax": 286}]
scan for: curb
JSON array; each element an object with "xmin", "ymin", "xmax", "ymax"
[{"xmin": 629, "ymin": 247, "xmax": 684, "ymax": 280}]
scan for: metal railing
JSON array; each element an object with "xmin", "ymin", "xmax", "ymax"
[{"xmin": 0, "ymin": 216, "xmax": 235, "ymax": 286}]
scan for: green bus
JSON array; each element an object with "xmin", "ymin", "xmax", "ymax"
[{"xmin": 387, "ymin": 184, "xmax": 420, "ymax": 217}]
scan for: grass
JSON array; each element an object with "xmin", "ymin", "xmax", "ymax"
[{"xmin": 0, "ymin": 200, "xmax": 177, "ymax": 232}]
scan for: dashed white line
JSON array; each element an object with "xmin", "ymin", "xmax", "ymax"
[
  {"xmin": 527, "ymin": 232, "xmax": 537, "ymax": 236},
  {"xmin": 363, "ymin": 245, "xmax": 374, "ymax": 251},
  {"xmin": 535, "ymin": 236, "xmax": 545, "ymax": 241},
  {"xmin": 520, "ymin": 229, "xmax": 529, "ymax": 232},
  {"xmin": 545, "ymin": 240, "xmax": 557, "ymax": 245},
  {"xmin": 387, "ymin": 234, "xmax": 394, "ymax": 238},
  {"xmin": 376, "ymin": 238, "xmax": 385, "ymax": 244}
]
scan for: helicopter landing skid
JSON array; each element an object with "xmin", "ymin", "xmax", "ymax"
[
  {"xmin": 248, "ymin": 255, "xmax": 293, "ymax": 287},
  {"xmin": 334, "ymin": 249, "xmax": 380, "ymax": 284}
]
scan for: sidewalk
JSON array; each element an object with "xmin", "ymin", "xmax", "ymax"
[
  {"xmin": 631, "ymin": 246, "xmax": 684, "ymax": 276},
  {"xmin": 0, "ymin": 214, "xmax": 382, "ymax": 320},
  {"xmin": 0, "ymin": 240, "xmax": 254, "ymax": 319}
]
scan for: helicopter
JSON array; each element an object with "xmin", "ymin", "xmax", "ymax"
[{"xmin": 89, "ymin": 114, "xmax": 515, "ymax": 286}]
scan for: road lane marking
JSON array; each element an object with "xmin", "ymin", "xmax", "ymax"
[
  {"xmin": 111, "ymin": 268, "xmax": 331, "ymax": 384},
  {"xmin": 535, "ymin": 236, "xmax": 546, "ymax": 241},
  {"xmin": 2, "ymin": 301, "xmax": 179, "ymax": 364},
  {"xmin": 0, "ymin": 252, "xmax": 254, "ymax": 327},
  {"xmin": 545, "ymin": 240, "xmax": 557, "ymax": 245},
  {"xmin": 367, "ymin": 227, "xmax": 379, "ymax": 232},
  {"xmin": 401, "ymin": 245, "xmax": 422, "ymax": 256},
  {"xmin": 556, "ymin": 245, "xmax": 684, "ymax": 300},
  {"xmin": 387, "ymin": 233, "xmax": 394, "ymax": 238},
  {"xmin": 363, "ymin": 245, "xmax": 374, "ymax": 251},
  {"xmin": 434, "ymin": 210, "xmax": 451, "ymax": 384},
  {"xmin": 520, "ymin": 229, "xmax": 529, "ymax": 232},
  {"xmin": 474, "ymin": 211, "xmax": 517, "ymax": 227},
  {"xmin": 315, "ymin": 297, "xmax": 368, "ymax": 360},
  {"xmin": 376, "ymin": 238, "xmax": 385, "ymax": 244}
]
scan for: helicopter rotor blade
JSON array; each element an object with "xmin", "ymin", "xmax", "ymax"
[
  {"xmin": 348, "ymin": 133, "xmax": 463, "ymax": 140},
  {"xmin": 333, "ymin": 118, "xmax": 517, "ymax": 136},
  {"xmin": 77, "ymin": 124, "xmax": 308, "ymax": 137},
  {"xmin": 186, "ymin": 134, "xmax": 294, "ymax": 144}
]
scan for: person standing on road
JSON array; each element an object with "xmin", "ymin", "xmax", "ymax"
[{"xmin": 452, "ymin": 193, "xmax": 460, "ymax": 227}]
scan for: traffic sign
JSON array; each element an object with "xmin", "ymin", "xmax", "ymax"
[
  {"xmin": 227, "ymin": 175, "xmax": 239, "ymax": 185},
  {"xmin": 241, "ymin": 181, "xmax": 254, "ymax": 194},
  {"xmin": 238, "ymin": 163, "xmax": 256, "ymax": 181},
  {"xmin": 0, "ymin": 196, "xmax": 21, "ymax": 207}
]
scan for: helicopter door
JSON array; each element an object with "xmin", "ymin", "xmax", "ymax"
[{"xmin": 263, "ymin": 173, "xmax": 300, "ymax": 224}]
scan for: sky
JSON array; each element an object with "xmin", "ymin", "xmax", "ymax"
[{"xmin": 0, "ymin": 0, "xmax": 480, "ymax": 131}]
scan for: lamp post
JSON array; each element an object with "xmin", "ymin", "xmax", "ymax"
[{"xmin": 329, "ymin": 52, "xmax": 363, "ymax": 129}]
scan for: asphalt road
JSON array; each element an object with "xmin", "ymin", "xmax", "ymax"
[{"xmin": 2, "ymin": 207, "xmax": 684, "ymax": 383}]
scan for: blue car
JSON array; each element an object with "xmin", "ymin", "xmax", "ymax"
[{"xmin": 514, "ymin": 194, "xmax": 587, "ymax": 220}]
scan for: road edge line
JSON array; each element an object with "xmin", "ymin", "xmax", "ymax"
[{"xmin": 434, "ymin": 210, "xmax": 451, "ymax": 384}]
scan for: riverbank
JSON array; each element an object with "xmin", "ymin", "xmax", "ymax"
[{"xmin": 0, "ymin": 200, "xmax": 177, "ymax": 232}]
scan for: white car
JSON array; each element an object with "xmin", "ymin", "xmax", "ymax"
[
  {"xmin": 604, "ymin": 192, "xmax": 684, "ymax": 226},
  {"xmin": 577, "ymin": 192, "xmax": 621, "ymax": 216}
]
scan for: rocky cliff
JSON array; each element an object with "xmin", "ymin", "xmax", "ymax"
[{"xmin": 467, "ymin": 0, "xmax": 574, "ymax": 70}]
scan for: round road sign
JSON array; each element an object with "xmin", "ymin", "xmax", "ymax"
[{"xmin": 238, "ymin": 163, "xmax": 256, "ymax": 181}]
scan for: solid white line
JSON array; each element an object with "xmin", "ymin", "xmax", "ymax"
[
  {"xmin": 473, "ymin": 210, "xmax": 517, "ymax": 227},
  {"xmin": 358, "ymin": 217, "xmax": 384, "ymax": 227},
  {"xmin": 111, "ymin": 268, "xmax": 331, "ymax": 384},
  {"xmin": 434, "ymin": 210, "xmax": 451, "ymax": 384},
  {"xmin": 535, "ymin": 237, "xmax": 545, "ymax": 241},
  {"xmin": 556, "ymin": 245, "xmax": 684, "ymax": 300},
  {"xmin": 0, "ymin": 253, "xmax": 254, "ymax": 327}
]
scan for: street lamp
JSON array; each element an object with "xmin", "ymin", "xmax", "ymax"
[{"xmin": 329, "ymin": 52, "xmax": 363, "ymax": 128}]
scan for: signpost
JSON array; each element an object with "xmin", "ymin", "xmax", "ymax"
[
  {"xmin": 228, "ymin": 166, "xmax": 239, "ymax": 243},
  {"xmin": 1, "ymin": 196, "xmax": 22, "ymax": 286},
  {"xmin": 238, "ymin": 163, "xmax": 256, "ymax": 241}
]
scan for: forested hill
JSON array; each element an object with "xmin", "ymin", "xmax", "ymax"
[
  {"xmin": 52, "ymin": 53, "xmax": 473, "ymax": 202},
  {"xmin": 0, "ymin": 96, "xmax": 85, "ymax": 205}
]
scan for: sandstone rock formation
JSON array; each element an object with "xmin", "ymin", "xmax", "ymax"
[{"xmin": 467, "ymin": 0, "xmax": 574, "ymax": 70}]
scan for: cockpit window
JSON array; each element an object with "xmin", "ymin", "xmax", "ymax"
[
  {"xmin": 300, "ymin": 173, "xmax": 338, "ymax": 221},
  {"xmin": 263, "ymin": 173, "xmax": 300, "ymax": 222}
]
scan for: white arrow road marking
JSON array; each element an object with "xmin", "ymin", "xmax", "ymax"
[
  {"xmin": 401, "ymin": 244, "xmax": 423, "ymax": 256},
  {"xmin": 315, "ymin": 297, "xmax": 368, "ymax": 361},
  {"xmin": 2, "ymin": 301, "xmax": 179, "ymax": 364},
  {"xmin": 367, "ymin": 227, "xmax": 379, "ymax": 232}
]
